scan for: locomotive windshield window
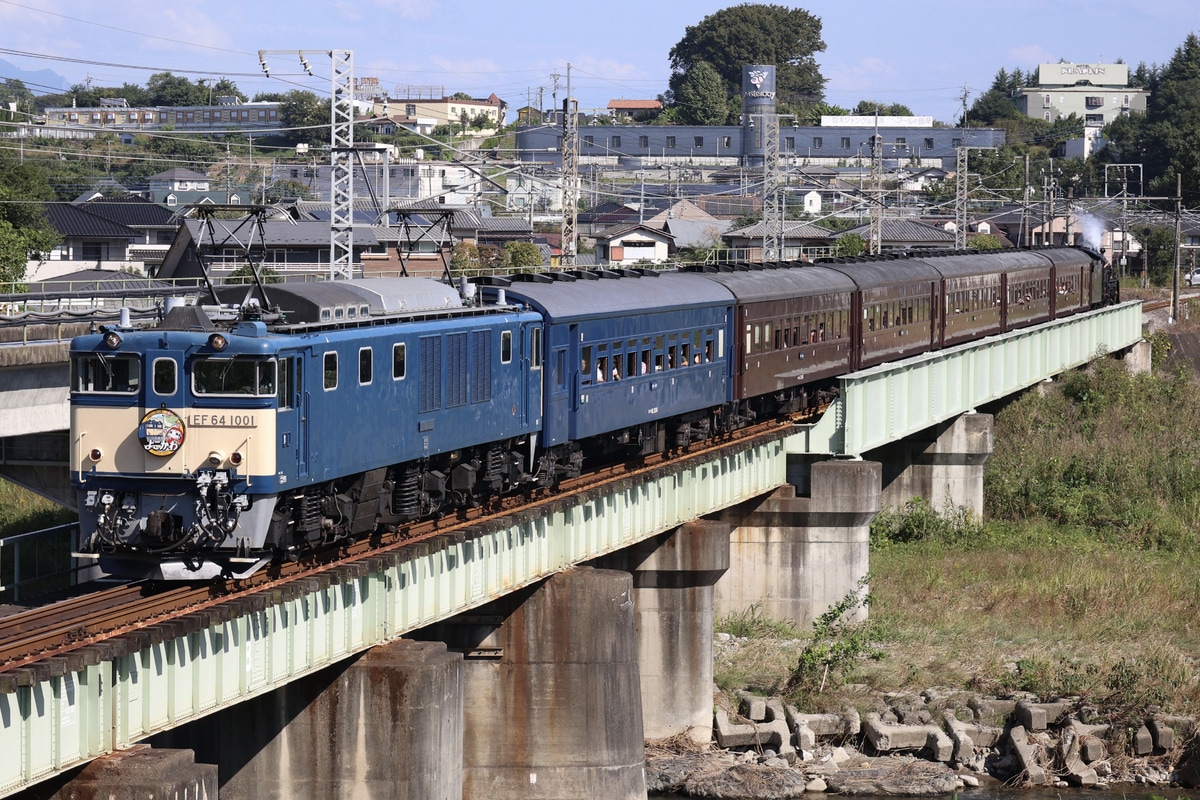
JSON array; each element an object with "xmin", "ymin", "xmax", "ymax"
[
  {"xmin": 152, "ymin": 358, "xmax": 176, "ymax": 395},
  {"xmin": 72, "ymin": 353, "xmax": 140, "ymax": 394},
  {"xmin": 193, "ymin": 357, "xmax": 276, "ymax": 396}
]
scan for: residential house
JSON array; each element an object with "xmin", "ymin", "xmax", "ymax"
[
  {"xmin": 75, "ymin": 196, "xmax": 183, "ymax": 273},
  {"xmin": 721, "ymin": 220, "xmax": 834, "ymax": 262},
  {"xmin": 606, "ymin": 99, "xmax": 663, "ymax": 122},
  {"xmin": 156, "ymin": 218, "xmax": 387, "ymax": 282},
  {"xmin": 145, "ymin": 167, "xmax": 243, "ymax": 208},
  {"xmin": 594, "ymin": 224, "xmax": 674, "ymax": 266},
  {"xmin": 839, "ymin": 219, "xmax": 957, "ymax": 251},
  {"xmin": 28, "ymin": 203, "xmax": 139, "ymax": 281}
]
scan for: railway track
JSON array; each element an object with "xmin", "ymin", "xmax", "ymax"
[{"xmin": 0, "ymin": 415, "xmax": 802, "ymax": 672}]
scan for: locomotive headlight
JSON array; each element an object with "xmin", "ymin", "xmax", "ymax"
[
  {"xmin": 208, "ymin": 333, "xmax": 229, "ymax": 352},
  {"xmin": 89, "ymin": 448, "xmax": 103, "ymax": 462},
  {"xmin": 102, "ymin": 330, "xmax": 122, "ymax": 349},
  {"xmin": 207, "ymin": 450, "xmax": 226, "ymax": 466}
]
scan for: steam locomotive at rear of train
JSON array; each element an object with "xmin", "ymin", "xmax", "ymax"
[{"xmin": 69, "ymin": 246, "xmax": 1118, "ymax": 580}]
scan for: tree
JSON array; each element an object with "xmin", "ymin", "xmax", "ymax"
[
  {"xmin": 853, "ymin": 100, "xmax": 913, "ymax": 117},
  {"xmin": 1134, "ymin": 225, "xmax": 1177, "ymax": 285},
  {"xmin": 836, "ymin": 233, "xmax": 865, "ymax": 257},
  {"xmin": 673, "ymin": 61, "xmax": 730, "ymax": 125},
  {"xmin": 968, "ymin": 233, "xmax": 1003, "ymax": 250},
  {"xmin": 0, "ymin": 156, "xmax": 59, "ymax": 285},
  {"xmin": 146, "ymin": 72, "xmax": 205, "ymax": 106},
  {"xmin": 451, "ymin": 242, "xmax": 480, "ymax": 273},
  {"xmin": 226, "ymin": 264, "xmax": 281, "ymax": 284},
  {"xmin": 277, "ymin": 90, "xmax": 328, "ymax": 147},
  {"xmin": 504, "ymin": 241, "xmax": 543, "ymax": 269},
  {"xmin": 668, "ymin": 4, "xmax": 826, "ymax": 107}
]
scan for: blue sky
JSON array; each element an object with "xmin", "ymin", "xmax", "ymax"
[{"xmin": 2, "ymin": 0, "xmax": 1198, "ymax": 123}]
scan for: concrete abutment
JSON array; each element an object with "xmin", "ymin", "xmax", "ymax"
[{"xmin": 873, "ymin": 412, "xmax": 994, "ymax": 518}]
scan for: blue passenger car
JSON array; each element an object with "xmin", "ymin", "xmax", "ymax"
[{"xmin": 488, "ymin": 271, "xmax": 734, "ymax": 457}]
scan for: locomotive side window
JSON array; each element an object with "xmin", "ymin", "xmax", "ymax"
[
  {"xmin": 153, "ymin": 358, "xmax": 176, "ymax": 395},
  {"xmin": 501, "ymin": 331, "xmax": 513, "ymax": 364},
  {"xmin": 277, "ymin": 359, "xmax": 292, "ymax": 408},
  {"xmin": 323, "ymin": 352, "xmax": 338, "ymax": 390},
  {"xmin": 393, "ymin": 343, "xmax": 407, "ymax": 380},
  {"xmin": 359, "ymin": 347, "xmax": 373, "ymax": 386},
  {"xmin": 72, "ymin": 354, "xmax": 140, "ymax": 394},
  {"xmin": 530, "ymin": 327, "xmax": 542, "ymax": 368}
]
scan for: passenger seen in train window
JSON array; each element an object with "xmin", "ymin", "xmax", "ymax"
[
  {"xmin": 597, "ymin": 356, "xmax": 607, "ymax": 382},
  {"xmin": 809, "ymin": 328, "xmax": 817, "ymax": 343},
  {"xmin": 818, "ymin": 323, "xmax": 826, "ymax": 341}
]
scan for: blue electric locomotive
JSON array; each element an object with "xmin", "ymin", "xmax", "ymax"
[{"xmin": 71, "ymin": 278, "xmax": 544, "ymax": 579}]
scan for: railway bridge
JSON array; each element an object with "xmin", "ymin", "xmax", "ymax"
[{"xmin": 0, "ymin": 301, "xmax": 1146, "ymax": 800}]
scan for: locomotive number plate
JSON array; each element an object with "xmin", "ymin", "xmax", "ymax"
[{"xmin": 188, "ymin": 414, "xmax": 256, "ymax": 427}]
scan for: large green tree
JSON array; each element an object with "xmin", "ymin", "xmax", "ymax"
[
  {"xmin": 668, "ymin": 4, "xmax": 826, "ymax": 108},
  {"xmin": 146, "ymin": 72, "xmax": 206, "ymax": 106},
  {"xmin": 277, "ymin": 90, "xmax": 328, "ymax": 147},
  {"xmin": 673, "ymin": 61, "xmax": 731, "ymax": 125},
  {"xmin": 0, "ymin": 157, "xmax": 59, "ymax": 284}
]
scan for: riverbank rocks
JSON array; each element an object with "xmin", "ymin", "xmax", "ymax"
[{"xmin": 651, "ymin": 687, "xmax": 1200, "ymax": 797}]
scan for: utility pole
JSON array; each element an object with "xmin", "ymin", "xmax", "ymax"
[
  {"xmin": 560, "ymin": 65, "xmax": 579, "ymax": 268},
  {"xmin": 1173, "ymin": 172, "xmax": 1182, "ymax": 323},
  {"xmin": 1022, "ymin": 153, "xmax": 1031, "ymax": 247}
]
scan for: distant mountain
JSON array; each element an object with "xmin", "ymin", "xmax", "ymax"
[{"xmin": 0, "ymin": 58, "xmax": 70, "ymax": 94}]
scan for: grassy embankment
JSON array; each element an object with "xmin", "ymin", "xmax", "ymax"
[{"xmin": 717, "ymin": 312, "xmax": 1200, "ymax": 727}]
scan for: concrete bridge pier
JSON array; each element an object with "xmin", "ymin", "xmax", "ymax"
[
  {"xmin": 416, "ymin": 567, "xmax": 646, "ymax": 800},
  {"xmin": 594, "ymin": 519, "xmax": 731, "ymax": 742},
  {"xmin": 36, "ymin": 744, "xmax": 217, "ymax": 800},
  {"xmin": 873, "ymin": 412, "xmax": 994, "ymax": 519},
  {"xmin": 152, "ymin": 638, "xmax": 464, "ymax": 800},
  {"xmin": 713, "ymin": 459, "xmax": 880, "ymax": 627}
]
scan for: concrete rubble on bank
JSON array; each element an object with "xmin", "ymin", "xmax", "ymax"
[{"xmin": 647, "ymin": 687, "xmax": 1200, "ymax": 798}]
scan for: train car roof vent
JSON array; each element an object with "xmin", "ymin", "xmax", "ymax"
[
  {"xmin": 511, "ymin": 272, "xmax": 553, "ymax": 283},
  {"xmin": 547, "ymin": 272, "xmax": 578, "ymax": 282},
  {"xmin": 634, "ymin": 268, "xmax": 661, "ymax": 277},
  {"xmin": 567, "ymin": 269, "xmax": 600, "ymax": 280},
  {"xmin": 233, "ymin": 321, "xmax": 267, "ymax": 337},
  {"xmin": 475, "ymin": 275, "xmax": 512, "ymax": 287},
  {"xmin": 594, "ymin": 269, "xmax": 624, "ymax": 279}
]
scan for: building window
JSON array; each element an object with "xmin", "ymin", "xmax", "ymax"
[
  {"xmin": 1086, "ymin": 96, "xmax": 1104, "ymax": 108},
  {"xmin": 693, "ymin": 136, "xmax": 704, "ymax": 148},
  {"xmin": 1044, "ymin": 111, "xmax": 1052, "ymax": 121},
  {"xmin": 584, "ymin": 135, "xmax": 593, "ymax": 147},
  {"xmin": 895, "ymin": 137, "xmax": 905, "ymax": 146},
  {"xmin": 1043, "ymin": 94, "xmax": 1052, "ymax": 108},
  {"xmin": 785, "ymin": 136, "xmax": 795, "ymax": 150},
  {"xmin": 666, "ymin": 136, "xmax": 677, "ymax": 148},
  {"xmin": 952, "ymin": 138, "xmax": 962, "ymax": 148},
  {"xmin": 841, "ymin": 137, "xmax": 850, "ymax": 149},
  {"xmin": 638, "ymin": 135, "xmax": 648, "ymax": 148},
  {"xmin": 924, "ymin": 137, "xmax": 934, "ymax": 150},
  {"xmin": 611, "ymin": 135, "xmax": 621, "ymax": 148},
  {"xmin": 1123, "ymin": 94, "xmax": 1131, "ymax": 108},
  {"xmin": 722, "ymin": 136, "xmax": 732, "ymax": 148},
  {"xmin": 812, "ymin": 136, "xmax": 823, "ymax": 149},
  {"xmin": 1086, "ymin": 114, "xmax": 1104, "ymax": 125}
]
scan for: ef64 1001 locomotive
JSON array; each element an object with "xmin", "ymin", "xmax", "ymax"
[{"xmin": 69, "ymin": 246, "xmax": 1116, "ymax": 580}]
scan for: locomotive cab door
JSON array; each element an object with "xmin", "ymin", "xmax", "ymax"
[{"xmin": 275, "ymin": 353, "xmax": 308, "ymax": 480}]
